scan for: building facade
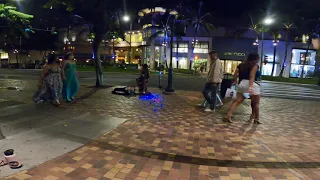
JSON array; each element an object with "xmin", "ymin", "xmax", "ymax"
[{"xmin": 210, "ymin": 37, "xmax": 319, "ymax": 78}]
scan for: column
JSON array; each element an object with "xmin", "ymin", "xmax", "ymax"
[{"xmin": 187, "ymin": 39, "xmax": 193, "ymax": 69}]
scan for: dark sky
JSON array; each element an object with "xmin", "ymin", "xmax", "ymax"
[{"xmin": 6, "ymin": 0, "xmax": 320, "ymax": 29}]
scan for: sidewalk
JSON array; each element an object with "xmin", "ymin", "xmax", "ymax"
[{"xmin": 1, "ymin": 87, "xmax": 320, "ymax": 180}]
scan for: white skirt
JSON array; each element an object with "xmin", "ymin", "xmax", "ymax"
[{"xmin": 237, "ymin": 80, "xmax": 261, "ymax": 95}]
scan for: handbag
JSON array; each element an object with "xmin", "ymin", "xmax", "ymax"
[{"xmin": 225, "ymin": 85, "xmax": 237, "ymax": 100}]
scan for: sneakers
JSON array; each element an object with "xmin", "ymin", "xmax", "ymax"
[
  {"xmin": 197, "ymin": 103, "xmax": 205, "ymax": 107},
  {"xmin": 204, "ymin": 108, "xmax": 215, "ymax": 112},
  {"xmin": 216, "ymin": 103, "xmax": 223, "ymax": 107}
]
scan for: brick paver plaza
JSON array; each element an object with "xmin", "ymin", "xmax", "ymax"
[{"xmin": 2, "ymin": 87, "xmax": 320, "ymax": 180}]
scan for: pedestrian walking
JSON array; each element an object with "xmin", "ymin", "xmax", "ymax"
[
  {"xmin": 201, "ymin": 50, "xmax": 224, "ymax": 112},
  {"xmin": 62, "ymin": 52, "xmax": 79, "ymax": 102},
  {"xmin": 225, "ymin": 53, "xmax": 261, "ymax": 123},
  {"xmin": 198, "ymin": 91, "xmax": 224, "ymax": 108},
  {"xmin": 33, "ymin": 53, "xmax": 62, "ymax": 106}
]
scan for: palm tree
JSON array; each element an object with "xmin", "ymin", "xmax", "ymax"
[
  {"xmin": 148, "ymin": 20, "xmax": 171, "ymax": 69},
  {"xmin": 300, "ymin": 22, "xmax": 320, "ymax": 78},
  {"xmin": 188, "ymin": 1, "xmax": 215, "ymax": 70},
  {"xmin": 279, "ymin": 22, "xmax": 294, "ymax": 77},
  {"xmin": 148, "ymin": 2, "xmax": 187, "ymax": 69},
  {"xmin": 270, "ymin": 29, "xmax": 282, "ymax": 76}
]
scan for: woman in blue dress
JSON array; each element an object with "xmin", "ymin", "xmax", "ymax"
[
  {"xmin": 62, "ymin": 52, "xmax": 79, "ymax": 102},
  {"xmin": 33, "ymin": 53, "xmax": 62, "ymax": 106}
]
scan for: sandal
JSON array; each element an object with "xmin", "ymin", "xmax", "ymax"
[
  {"xmin": 223, "ymin": 117, "xmax": 233, "ymax": 123},
  {"xmin": 254, "ymin": 119, "xmax": 262, "ymax": 124},
  {"xmin": 247, "ymin": 114, "xmax": 254, "ymax": 123},
  {"xmin": 9, "ymin": 161, "xmax": 23, "ymax": 169},
  {"xmin": 0, "ymin": 160, "xmax": 8, "ymax": 167},
  {"xmin": 53, "ymin": 100, "xmax": 61, "ymax": 107}
]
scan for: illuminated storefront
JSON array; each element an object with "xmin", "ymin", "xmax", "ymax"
[
  {"xmin": 193, "ymin": 41, "xmax": 209, "ymax": 69},
  {"xmin": 212, "ymin": 38, "xmax": 255, "ymax": 74},
  {"xmin": 0, "ymin": 51, "xmax": 9, "ymax": 67},
  {"xmin": 290, "ymin": 49, "xmax": 317, "ymax": 78},
  {"xmin": 172, "ymin": 41, "xmax": 189, "ymax": 69}
]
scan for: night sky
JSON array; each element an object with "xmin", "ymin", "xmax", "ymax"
[{"xmin": 5, "ymin": 0, "xmax": 320, "ymax": 29}]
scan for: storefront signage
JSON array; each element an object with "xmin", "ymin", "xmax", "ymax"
[{"xmin": 224, "ymin": 52, "xmax": 246, "ymax": 57}]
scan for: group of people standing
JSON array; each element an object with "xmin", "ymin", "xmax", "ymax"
[
  {"xmin": 200, "ymin": 50, "xmax": 262, "ymax": 124},
  {"xmin": 33, "ymin": 52, "xmax": 79, "ymax": 106}
]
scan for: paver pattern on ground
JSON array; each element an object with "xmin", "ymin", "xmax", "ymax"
[{"xmin": 2, "ymin": 85, "xmax": 320, "ymax": 180}]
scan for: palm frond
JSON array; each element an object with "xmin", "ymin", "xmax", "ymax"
[
  {"xmin": 149, "ymin": 30, "xmax": 165, "ymax": 41},
  {"xmin": 204, "ymin": 23, "xmax": 215, "ymax": 33},
  {"xmin": 283, "ymin": 22, "xmax": 294, "ymax": 29}
]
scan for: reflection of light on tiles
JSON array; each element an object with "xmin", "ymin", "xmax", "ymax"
[{"xmin": 139, "ymin": 94, "xmax": 164, "ymax": 112}]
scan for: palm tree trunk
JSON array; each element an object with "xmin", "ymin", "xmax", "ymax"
[
  {"xmin": 300, "ymin": 40, "xmax": 311, "ymax": 78},
  {"xmin": 280, "ymin": 30, "xmax": 290, "ymax": 77},
  {"xmin": 271, "ymin": 44, "xmax": 277, "ymax": 76},
  {"xmin": 176, "ymin": 38, "xmax": 179, "ymax": 69},
  {"xmin": 92, "ymin": 32, "xmax": 104, "ymax": 87},
  {"xmin": 190, "ymin": 24, "xmax": 199, "ymax": 70}
]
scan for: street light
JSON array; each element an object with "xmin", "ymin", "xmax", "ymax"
[
  {"xmin": 123, "ymin": 15, "xmax": 132, "ymax": 64},
  {"xmin": 263, "ymin": 18, "xmax": 274, "ymax": 25},
  {"xmin": 260, "ymin": 17, "xmax": 274, "ymax": 71},
  {"xmin": 123, "ymin": 15, "xmax": 130, "ymax": 22}
]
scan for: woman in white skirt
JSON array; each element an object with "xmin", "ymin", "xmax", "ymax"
[{"xmin": 225, "ymin": 53, "xmax": 261, "ymax": 124}]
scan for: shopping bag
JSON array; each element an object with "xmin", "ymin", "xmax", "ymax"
[{"xmin": 225, "ymin": 86, "xmax": 237, "ymax": 99}]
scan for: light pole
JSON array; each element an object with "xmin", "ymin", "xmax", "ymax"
[
  {"xmin": 260, "ymin": 17, "xmax": 274, "ymax": 72},
  {"xmin": 112, "ymin": 36, "xmax": 116, "ymax": 66},
  {"xmin": 164, "ymin": 17, "xmax": 175, "ymax": 93},
  {"xmin": 123, "ymin": 15, "xmax": 132, "ymax": 64}
]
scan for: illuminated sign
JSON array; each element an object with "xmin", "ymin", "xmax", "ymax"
[{"xmin": 224, "ymin": 52, "xmax": 246, "ymax": 57}]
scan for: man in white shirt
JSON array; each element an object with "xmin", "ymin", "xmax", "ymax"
[{"xmin": 202, "ymin": 50, "xmax": 223, "ymax": 112}]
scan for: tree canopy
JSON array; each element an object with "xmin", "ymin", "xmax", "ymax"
[{"xmin": 0, "ymin": 4, "xmax": 33, "ymax": 50}]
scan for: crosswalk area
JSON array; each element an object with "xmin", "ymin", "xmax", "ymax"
[{"xmin": 260, "ymin": 82, "xmax": 320, "ymax": 101}]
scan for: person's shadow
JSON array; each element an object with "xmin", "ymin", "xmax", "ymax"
[
  {"xmin": 239, "ymin": 121, "xmax": 258, "ymax": 139},
  {"xmin": 0, "ymin": 127, "xmax": 5, "ymax": 140}
]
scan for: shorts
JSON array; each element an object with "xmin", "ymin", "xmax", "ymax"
[{"xmin": 237, "ymin": 80, "xmax": 261, "ymax": 95}]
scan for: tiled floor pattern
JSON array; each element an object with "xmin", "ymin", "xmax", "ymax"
[{"xmin": 3, "ymin": 87, "xmax": 320, "ymax": 180}]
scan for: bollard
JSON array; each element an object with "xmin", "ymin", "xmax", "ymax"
[{"xmin": 4, "ymin": 149, "xmax": 23, "ymax": 169}]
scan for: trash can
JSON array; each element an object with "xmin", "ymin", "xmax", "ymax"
[{"xmin": 220, "ymin": 73, "xmax": 233, "ymax": 98}]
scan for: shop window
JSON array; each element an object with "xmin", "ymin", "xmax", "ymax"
[
  {"xmin": 0, "ymin": 53, "xmax": 9, "ymax": 59},
  {"xmin": 194, "ymin": 58, "xmax": 208, "ymax": 70},
  {"xmin": 173, "ymin": 57, "xmax": 188, "ymax": 69},
  {"xmin": 290, "ymin": 49, "xmax": 316, "ymax": 78},
  {"xmin": 125, "ymin": 33, "xmax": 143, "ymax": 43},
  {"xmin": 290, "ymin": 64, "xmax": 315, "ymax": 78},
  {"xmin": 262, "ymin": 63, "xmax": 277, "ymax": 76},
  {"xmin": 223, "ymin": 60, "xmax": 242, "ymax": 74},
  {"xmin": 194, "ymin": 42, "xmax": 209, "ymax": 54},
  {"xmin": 173, "ymin": 42, "xmax": 188, "ymax": 53}
]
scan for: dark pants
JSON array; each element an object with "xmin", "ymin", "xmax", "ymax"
[
  {"xmin": 202, "ymin": 83, "xmax": 219, "ymax": 110},
  {"xmin": 136, "ymin": 77, "xmax": 147, "ymax": 93}
]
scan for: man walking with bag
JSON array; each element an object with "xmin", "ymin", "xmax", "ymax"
[{"xmin": 202, "ymin": 50, "xmax": 223, "ymax": 112}]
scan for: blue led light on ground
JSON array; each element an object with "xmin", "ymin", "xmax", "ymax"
[{"xmin": 139, "ymin": 93, "xmax": 164, "ymax": 112}]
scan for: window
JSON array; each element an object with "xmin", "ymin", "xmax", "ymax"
[
  {"xmin": 194, "ymin": 41, "xmax": 209, "ymax": 53},
  {"xmin": 223, "ymin": 60, "xmax": 242, "ymax": 74},
  {"xmin": 290, "ymin": 49, "xmax": 316, "ymax": 78},
  {"xmin": 125, "ymin": 33, "xmax": 143, "ymax": 43},
  {"xmin": 0, "ymin": 53, "xmax": 9, "ymax": 59},
  {"xmin": 290, "ymin": 64, "xmax": 315, "ymax": 78},
  {"xmin": 172, "ymin": 42, "xmax": 188, "ymax": 53},
  {"xmin": 262, "ymin": 63, "xmax": 277, "ymax": 76},
  {"xmin": 173, "ymin": 57, "xmax": 188, "ymax": 69}
]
